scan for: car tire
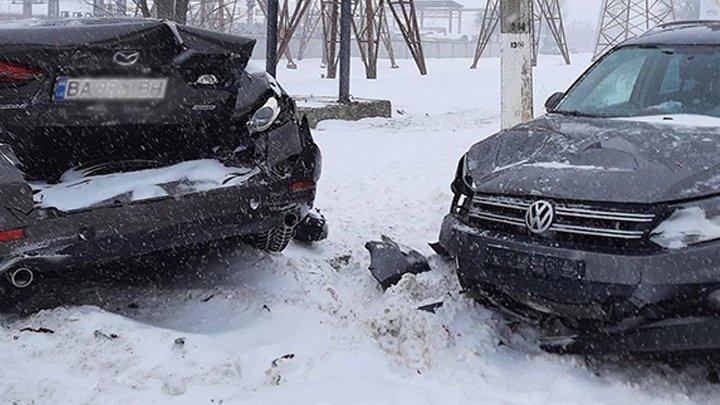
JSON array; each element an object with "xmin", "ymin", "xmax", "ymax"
[{"xmin": 248, "ymin": 224, "xmax": 296, "ymax": 253}]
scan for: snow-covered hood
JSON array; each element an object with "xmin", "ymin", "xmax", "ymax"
[{"xmin": 467, "ymin": 114, "xmax": 720, "ymax": 204}]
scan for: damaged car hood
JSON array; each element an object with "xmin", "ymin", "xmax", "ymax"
[{"xmin": 467, "ymin": 114, "xmax": 720, "ymax": 204}]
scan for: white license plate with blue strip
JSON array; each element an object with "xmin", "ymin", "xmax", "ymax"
[{"xmin": 54, "ymin": 77, "xmax": 168, "ymax": 101}]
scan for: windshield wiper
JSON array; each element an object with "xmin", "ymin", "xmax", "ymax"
[{"xmin": 554, "ymin": 110, "xmax": 604, "ymax": 118}]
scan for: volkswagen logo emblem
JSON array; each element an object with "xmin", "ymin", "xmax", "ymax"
[
  {"xmin": 525, "ymin": 200, "xmax": 554, "ymax": 234},
  {"xmin": 113, "ymin": 51, "xmax": 140, "ymax": 66}
]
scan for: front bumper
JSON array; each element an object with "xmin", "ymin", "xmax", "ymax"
[{"xmin": 439, "ymin": 214, "xmax": 720, "ymax": 355}]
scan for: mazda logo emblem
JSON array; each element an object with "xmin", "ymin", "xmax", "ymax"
[
  {"xmin": 525, "ymin": 200, "xmax": 554, "ymax": 234},
  {"xmin": 113, "ymin": 51, "xmax": 140, "ymax": 66}
]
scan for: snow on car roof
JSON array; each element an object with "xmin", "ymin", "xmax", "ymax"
[{"xmin": 626, "ymin": 20, "xmax": 720, "ymax": 46}]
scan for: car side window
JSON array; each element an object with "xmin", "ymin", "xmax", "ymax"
[{"xmin": 580, "ymin": 53, "xmax": 646, "ymax": 109}]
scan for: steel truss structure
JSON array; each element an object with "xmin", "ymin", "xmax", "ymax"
[
  {"xmin": 322, "ymin": 0, "xmax": 425, "ymax": 78},
  {"xmin": 194, "ymin": 0, "xmax": 422, "ymax": 77},
  {"xmin": 470, "ymin": 0, "xmax": 570, "ymax": 68},
  {"xmin": 190, "ymin": 0, "xmax": 241, "ymax": 32},
  {"xmin": 257, "ymin": 0, "xmax": 314, "ymax": 68},
  {"xmin": 593, "ymin": 0, "xmax": 675, "ymax": 60}
]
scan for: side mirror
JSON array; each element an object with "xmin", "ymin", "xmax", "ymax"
[{"xmin": 545, "ymin": 92, "xmax": 564, "ymax": 112}]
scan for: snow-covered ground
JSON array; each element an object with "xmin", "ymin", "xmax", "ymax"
[{"xmin": 2, "ymin": 55, "xmax": 719, "ymax": 404}]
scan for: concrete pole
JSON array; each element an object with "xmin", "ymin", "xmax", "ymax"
[
  {"xmin": 22, "ymin": 0, "xmax": 32, "ymax": 17},
  {"xmin": 266, "ymin": 0, "xmax": 279, "ymax": 77},
  {"xmin": 500, "ymin": 0, "xmax": 534, "ymax": 129},
  {"xmin": 338, "ymin": 0, "xmax": 351, "ymax": 104}
]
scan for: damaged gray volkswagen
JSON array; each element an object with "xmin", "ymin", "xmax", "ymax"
[{"xmin": 439, "ymin": 21, "xmax": 720, "ymax": 356}]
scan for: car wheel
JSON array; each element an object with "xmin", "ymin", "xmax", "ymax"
[{"xmin": 248, "ymin": 223, "xmax": 297, "ymax": 253}]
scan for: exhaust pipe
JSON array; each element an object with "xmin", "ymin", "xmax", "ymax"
[
  {"xmin": 6, "ymin": 267, "xmax": 34, "ymax": 289},
  {"xmin": 283, "ymin": 213, "xmax": 300, "ymax": 228}
]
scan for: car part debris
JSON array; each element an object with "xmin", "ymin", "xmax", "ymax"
[
  {"xmin": 20, "ymin": 327, "xmax": 54, "ymax": 334},
  {"xmin": 294, "ymin": 209, "xmax": 329, "ymax": 243},
  {"xmin": 94, "ymin": 330, "xmax": 119, "ymax": 340},
  {"xmin": 327, "ymin": 254, "xmax": 352, "ymax": 270},
  {"xmin": 418, "ymin": 301, "xmax": 444, "ymax": 314},
  {"xmin": 429, "ymin": 242, "xmax": 451, "ymax": 258},
  {"xmin": 365, "ymin": 236, "xmax": 431, "ymax": 290},
  {"xmin": 266, "ymin": 353, "xmax": 295, "ymax": 386}
]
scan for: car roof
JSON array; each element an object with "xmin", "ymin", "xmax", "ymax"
[
  {"xmin": 625, "ymin": 20, "xmax": 720, "ymax": 46},
  {"xmin": 0, "ymin": 17, "xmax": 164, "ymax": 30}
]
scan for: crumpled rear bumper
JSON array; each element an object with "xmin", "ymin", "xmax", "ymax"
[
  {"xmin": 0, "ymin": 140, "xmax": 321, "ymax": 275},
  {"xmin": 439, "ymin": 213, "xmax": 720, "ymax": 355}
]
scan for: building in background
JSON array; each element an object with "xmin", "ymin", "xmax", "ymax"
[{"xmin": 0, "ymin": 0, "xmax": 130, "ymax": 20}]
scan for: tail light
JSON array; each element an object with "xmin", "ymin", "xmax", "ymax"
[
  {"xmin": 0, "ymin": 61, "xmax": 43, "ymax": 83},
  {"xmin": 289, "ymin": 180, "xmax": 315, "ymax": 192},
  {"xmin": 0, "ymin": 228, "xmax": 24, "ymax": 242}
]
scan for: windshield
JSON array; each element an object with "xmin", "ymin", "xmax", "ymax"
[{"xmin": 556, "ymin": 46, "xmax": 720, "ymax": 118}]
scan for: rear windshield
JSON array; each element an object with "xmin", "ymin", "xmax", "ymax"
[{"xmin": 556, "ymin": 46, "xmax": 720, "ymax": 118}]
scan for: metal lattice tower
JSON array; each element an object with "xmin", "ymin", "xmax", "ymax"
[
  {"xmin": 322, "ymin": 0, "xmax": 416, "ymax": 79},
  {"xmin": 257, "ymin": 0, "xmax": 314, "ymax": 68},
  {"xmin": 296, "ymin": 0, "xmax": 324, "ymax": 60},
  {"xmin": 351, "ymin": 0, "xmax": 398, "ymax": 78},
  {"xmin": 593, "ymin": 0, "xmax": 675, "ymax": 60},
  {"xmin": 470, "ymin": 0, "xmax": 570, "ymax": 68},
  {"xmin": 193, "ymin": 0, "xmax": 240, "ymax": 32},
  {"xmin": 386, "ymin": 0, "xmax": 427, "ymax": 74}
]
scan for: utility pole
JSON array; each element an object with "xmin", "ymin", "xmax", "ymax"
[
  {"xmin": 266, "ymin": 0, "xmax": 279, "ymax": 76},
  {"xmin": 500, "ymin": 0, "xmax": 533, "ymax": 129},
  {"xmin": 338, "ymin": 0, "xmax": 351, "ymax": 103}
]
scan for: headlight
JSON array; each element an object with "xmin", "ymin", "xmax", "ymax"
[
  {"xmin": 650, "ymin": 198, "xmax": 720, "ymax": 249},
  {"xmin": 451, "ymin": 154, "xmax": 475, "ymax": 214},
  {"xmin": 247, "ymin": 97, "xmax": 281, "ymax": 133},
  {"xmin": 462, "ymin": 154, "xmax": 476, "ymax": 191}
]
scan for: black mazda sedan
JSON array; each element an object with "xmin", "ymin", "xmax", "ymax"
[
  {"xmin": 439, "ymin": 21, "xmax": 720, "ymax": 356},
  {"xmin": 0, "ymin": 18, "xmax": 321, "ymax": 299}
]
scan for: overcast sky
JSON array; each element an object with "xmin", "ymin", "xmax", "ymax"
[{"xmin": 563, "ymin": 0, "xmax": 603, "ymax": 23}]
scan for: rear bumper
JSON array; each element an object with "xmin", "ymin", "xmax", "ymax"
[
  {"xmin": 439, "ymin": 214, "xmax": 720, "ymax": 355},
  {"xmin": 0, "ymin": 141, "xmax": 321, "ymax": 274}
]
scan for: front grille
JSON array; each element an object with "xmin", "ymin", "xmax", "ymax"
[{"xmin": 468, "ymin": 194, "xmax": 661, "ymax": 252}]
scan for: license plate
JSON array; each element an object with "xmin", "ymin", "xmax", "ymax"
[
  {"xmin": 484, "ymin": 246, "xmax": 586, "ymax": 280},
  {"xmin": 54, "ymin": 77, "xmax": 168, "ymax": 101}
]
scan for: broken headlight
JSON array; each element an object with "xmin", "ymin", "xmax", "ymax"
[
  {"xmin": 651, "ymin": 198, "xmax": 720, "ymax": 249},
  {"xmin": 451, "ymin": 154, "xmax": 475, "ymax": 214},
  {"xmin": 452, "ymin": 154, "xmax": 476, "ymax": 195},
  {"xmin": 247, "ymin": 96, "xmax": 281, "ymax": 133}
]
